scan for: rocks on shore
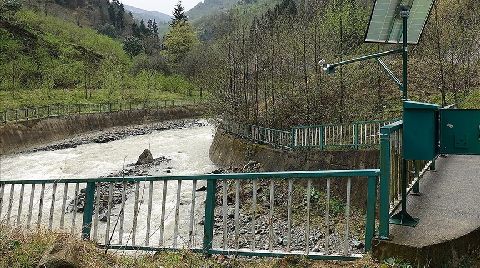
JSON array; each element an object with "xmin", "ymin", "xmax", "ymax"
[{"xmin": 67, "ymin": 151, "xmax": 171, "ymax": 221}]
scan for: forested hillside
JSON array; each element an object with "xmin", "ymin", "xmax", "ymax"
[
  {"xmin": 124, "ymin": 4, "xmax": 170, "ymax": 37},
  {"xmin": 187, "ymin": 0, "xmax": 240, "ymax": 21},
  {"xmin": 0, "ymin": 0, "xmax": 198, "ymax": 110},
  {"xmin": 0, "ymin": 0, "xmax": 478, "ymax": 125},
  {"xmin": 183, "ymin": 0, "xmax": 480, "ymax": 128}
]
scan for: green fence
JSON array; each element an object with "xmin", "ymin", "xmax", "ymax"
[
  {"xmin": 0, "ymin": 99, "xmax": 203, "ymax": 125},
  {"xmin": 0, "ymin": 170, "xmax": 379, "ymax": 260},
  {"xmin": 222, "ymin": 119, "xmax": 397, "ymax": 150},
  {"xmin": 378, "ymin": 120, "xmax": 436, "ymax": 238}
]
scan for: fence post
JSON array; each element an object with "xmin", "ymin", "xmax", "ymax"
[
  {"xmin": 289, "ymin": 128, "xmax": 295, "ymax": 149},
  {"xmin": 203, "ymin": 178, "xmax": 217, "ymax": 255},
  {"xmin": 82, "ymin": 182, "xmax": 96, "ymax": 240},
  {"xmin": 319, "ymin": 126, "xmax": 325, "ymax": 150},
  {"xmin": 365, "ymin": 175, "xmax": 378, "ymax": 251},
  {"xmin": 430, "ymin": 158, "xmax": 436, "ymax": 171},
  {"xmin": 379, "ymin": 127, "xmax": 391, "ymax": 239},
  {"xmin": 354, "ymin": 123, "xmax": 359, "ymax": 150}
]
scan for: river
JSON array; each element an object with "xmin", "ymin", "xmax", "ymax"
[{"xmin": 0, "ymin": 119, "xmax": 216, "ymax": 249}]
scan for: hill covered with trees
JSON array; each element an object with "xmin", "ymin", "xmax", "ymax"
[
  {"xmin": 180, "ymin": 0, "xmax": 480, "ymax": 128},
  {"xmin": 0, "ymin": 0, "xmax": 198, "ymax": 110},
  {"xmin": 0, "ymin": 0, "xmax": 478, "ymax": 125}
]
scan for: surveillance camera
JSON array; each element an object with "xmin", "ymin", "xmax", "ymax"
[{"xmin": 323, "ymin": 64, "xmax": 335, "ymax": 74}]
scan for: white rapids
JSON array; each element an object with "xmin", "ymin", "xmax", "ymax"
[{"xmin": 0, "ymin": 120, "xmax": 217, "ymax": 249}]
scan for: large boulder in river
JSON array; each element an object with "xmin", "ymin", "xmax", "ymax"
[{"xmin": 136, "ymin": 149, "xmax": 154, "ymax": 165}]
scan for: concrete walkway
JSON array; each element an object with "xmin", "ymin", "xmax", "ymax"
[{"xmin": 375, "ymin": 155, "xmax": 480, "ymax": 266}]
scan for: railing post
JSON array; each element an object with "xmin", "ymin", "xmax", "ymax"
[
  {"xmin": 365, "ymin": 175, "xmax": 378, "ymax": 251},
  {"xmin": 379, "ymin": 127, "xmax": 391, "ymax": 239},
  {"xmin": 319, "ymin": 126, "xmax": 325, "ymax": 150},
  {"xmin": 203, "ymin": 178, "xmax": 217, "ymax": 255},
  {"xmin": 82, "ymin": 182, "xmax": 96, "ymax": 240},
  {"xmin": 412, "ymin": 160, "xmax": 420, "ymax": 194},
  {"xmin": 354, "ymin": 123, "xmax": 359, "ymax": 150},
  {"xmin": 290, "ymin": 128, "xmax": 296, "ymax": 149},
  {"xmin": 430, "ymin": 158, "xmax": 436, "ymax": 171}
]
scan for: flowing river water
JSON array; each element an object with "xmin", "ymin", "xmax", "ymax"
[{"xmin": 0, "ymin": 119, "xmax": 216, "ymax": 249}]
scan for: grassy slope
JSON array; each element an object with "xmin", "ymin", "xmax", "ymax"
[
  {"xmin": 0, "ymin": 227, "xmax": 385, "ymax": 268},
  {"xmin": 0, "ymin": 9, "xmax": 199, "ymax": 111}
]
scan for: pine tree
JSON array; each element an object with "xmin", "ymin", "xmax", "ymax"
[
  {"xmin": 171, "ymin": 1, "xmax": 188, "ymax": 26},
  {"xmin": 117, "ymin": 3, "xmax": 125, "ymax": 29},
  {"xmin": 152, "ymin": 20, "xmax": 159, "ymax": 37},
  {"xmin": 147, "ymin": 19, "xmax": 153, "ymax": 34},
  {"xmin": 131, "ymin": 22, "xmax": 140, "ymax": 38},
  {"xmin": 139, "ymin": 19, "xmax": 149, "ymax": 36}
]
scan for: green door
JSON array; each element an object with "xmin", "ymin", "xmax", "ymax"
[{"xmin": 440, "ymin": 109, "xmax": 480, "ymax": 155}]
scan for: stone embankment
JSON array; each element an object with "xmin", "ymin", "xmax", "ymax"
[{"xmin": 0, "ymin": 105, "xmax": 205, "ymax": 155}]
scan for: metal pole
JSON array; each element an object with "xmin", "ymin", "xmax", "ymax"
[
  {"xmin": 402, "ymin": 9, "xmax": 408, "ymax": 100},
  {"xmin": 390, "ymin": 7, "xmax": 418, "ymax": 227}
]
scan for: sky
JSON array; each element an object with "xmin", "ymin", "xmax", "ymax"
[{"xmin": 120, "ymin": 0, "xmax": 204, "ymax": 15}]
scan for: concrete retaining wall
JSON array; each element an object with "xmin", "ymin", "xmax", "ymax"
[
  {"xmin": 1, "ymin": 106, "xmax": 205, "ymax": 155},
  {"xmin": 209, "ymin": 130, "xmax": 380, "ymax": 207}
]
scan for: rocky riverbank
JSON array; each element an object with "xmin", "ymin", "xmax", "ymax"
[
  {"xmin": 67, "ymin": 149, "xmax": 171, "ymax": 221},
  {"xmin": 208, "ymin": 161, "xmax": 366, "ymax": 254}
]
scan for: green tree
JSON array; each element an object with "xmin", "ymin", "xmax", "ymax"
[
  {"xmin": 123, "ymin": 36, "xmax": 143, "ymax": 58},
  {"xmin": 163, "ymin": 22, "xmax": 199, "ymax": 64},
  {"xmin": 171, "ymin": 1, "xmax": 188, "ymax": 26}
]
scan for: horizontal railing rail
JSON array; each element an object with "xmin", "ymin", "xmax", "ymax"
[
  {"xmin": 0, "ymin": 99, "xmax": 204, "ymax": 125},
  {"xmin": 0, "ymin": 169, "xmax": 379, "ymax": 260},
  {"xmin": 221, "ymin": 119, "xmax": 397, "ymax": 151}
]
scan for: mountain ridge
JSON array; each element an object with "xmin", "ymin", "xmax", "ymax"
[{"xmin": 124, "ymin": 4, "xmax": 172, "ymax": 23}]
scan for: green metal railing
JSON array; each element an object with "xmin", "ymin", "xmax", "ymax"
[
  {"xmin": 378, "ymin": 120, "xmax": 436, "ymax": 238},
  {"xmin": 221, "ymin": 119, "xmax": 397, "ymax": 150},
  {"xmin": 0, "ymin": 170, "xmax": 379, "ymax": 260},
  {"xmin": 251, "ymin": 125, "xmax": 292, "ymax": 149},
  {"xmin": 0, "ymin": 99, "xmax": 203, "ymax": 125},
  {"xmin": 292, "ymin": 120, "xmax": 396, "ymax": 150}
]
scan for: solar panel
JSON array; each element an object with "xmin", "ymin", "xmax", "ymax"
[{"xmin": 365, "ymin": 0, "xmax": 434, "ymax": 44}]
